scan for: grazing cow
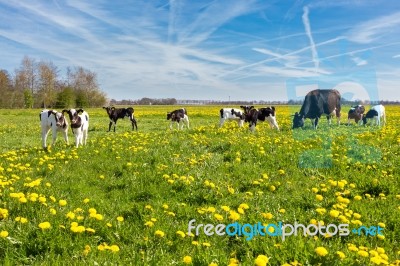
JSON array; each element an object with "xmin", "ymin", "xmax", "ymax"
[
  {"xmin": 167, "ymin": 108, "xmax": 189, "ymax": 130},
  {"xmin": 292, "ymin": 89, "xmax": 341, "ymax": 129},
  {"xmin": 63, "ymin": 109, "xmax": 89, "ymax": 147},
  {"xmin": 363, "ymin": 104, "xmax": 386, "ymax": 126},
  {"xmin": 347, "ymin": 105, "xmax": 365, "ymax": 125},
  {"xmin": 241, "ymin": 105, "xmax": 279, "ymax": 131},
  {"xmin": 103, "ymin": 106, "xmax": 138, "ymax": 132},
  {"xmin": 219, "ymin": 108, "xmax": 245, "ymax": 127},
  {"xmin": 39, "ymin": 109, "xmax": 69, "ymax": 149}
]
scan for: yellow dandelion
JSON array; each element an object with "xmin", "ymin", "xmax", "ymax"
[
  {"xmin": 38, "ymin": 222, "xmax": 51, "ymax": 230},
  {"xmin": 183, "ymin": 256, "xmax": 192, "ymax": 264},
  {"xmin": 336, "ymin": 251, "xmax": 346, "ymax": 259},
  {"xmin": 315, "ymin": 247, "xmax": 328, "ymax": 257},
  {"xmin": 117, "ymin": 216, "xmax": 124, "ymax": 222},
  {"xmin": 0, "ymin": 230, "xmax": 9, "ymax": 238},
  {"xmin": 358, "ymin": 250, "xmax": 369, "ymax": 257},
  {"xmin": 254, "ymin": 255, "xmax": 269, "ymax": 266},
  {"xmin": 176, "ymin": 231, "xmax": 186, "ymax": 238},
  {"xmin": 109, "ymin": 245, "xmax": 120, "ymax": 252},
  {"xmin": 59, "ymin": 200, "xmax": 67, "ymax": 206},
  {"xmin": 315, "ymin": 194, "xmax": 323, "ymax": 201},
  {"xmin": 155, "ymin": 230, "xmax": 165, "ymax": 238}
]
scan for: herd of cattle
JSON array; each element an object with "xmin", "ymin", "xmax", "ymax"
[{"xmin": 39, "ymin": 89, "xmax": 386, "ymax": 149}]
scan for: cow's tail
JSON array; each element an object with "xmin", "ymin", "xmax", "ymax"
[
  {"xmin": 183, "ymin": 108, "xmax": 187, "ymax": 115},
  {"xmin": 220, "ymin": 109, "xmax": 224, "ymax": 118}
]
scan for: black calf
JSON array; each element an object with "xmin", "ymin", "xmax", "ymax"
[{"xmin": 103, "ymin": 106, "xmax": 138, "ymax": 132}]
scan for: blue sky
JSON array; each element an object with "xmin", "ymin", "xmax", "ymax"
[{"xmin": 1, "ymin": 0, "xmax": 400, "ymax": 101}]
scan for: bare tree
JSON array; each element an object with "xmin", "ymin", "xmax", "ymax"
[{"xmin": 37, "ymin": 61, "xmax": 59, "ymax": 108}]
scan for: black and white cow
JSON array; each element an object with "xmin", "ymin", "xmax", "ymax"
[
  {"xmin": 241, "ymin": 105, "xmax": 279, "ymax": 131},
  {"xmin": 347, "ymin": 105, "xmax": 365, "ymax": 125},
  {"xmin": 63, "ymin": 109, "xmax": 89, "ymax": 147},
  {"xmin": 292, "ymin": 89, "xmax": 341, "ymax": 129},
  {"xmin": 39, "ymin": 109, "xmax": 69, "ymax": 149},
  {"xmin": 363, "ymin": 104, "xmax": 386, "ymax": 126},
  {"xmin": 219, "ymin": 108, "xmax": 245, "ymax": 127},
  {"xmin": 103, "ymin": 106, "xmax": 138, "ymax": 132},
  {"xmin": 167, "ymin": 108, "xmax": 189, "ymax": 130}
]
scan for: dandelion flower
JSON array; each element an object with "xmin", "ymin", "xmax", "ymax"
[
  {"xmin": 59, "ymin": 200, "xmax": 67, "ymax": 206},
  {"xmin": 117, "ymin": 216, "xmax": 124, "ymax": 222},
  {"xmin": 358, "ymin": 250, "xmax": 369, "ymax": 257},
  {"xmin": 254, "ymin": 255, "xmax": 269, "ymax": 266},
  {"xmin": 315, "ymin": 247, "xmax": 328, "ymax": 257},
  {"xmin": 0, "ymin": 230, "xmax": 8, "ymax": 238},
  {"xmin": 109, "ymin": 245, "xmax": 120, "ymax": 252},
  {"xmin": 315, "ymin": 194, "xmax": 323, "ymax": 201},
  {"xmin": 336, "ymin": 251, "xmax": 346, "ymax": 259},
  {"xmin": 155, "ymin": 230, "xmax": 165, "ymax": 238},
  {"xmin": 183, "ymin": 256, "xmax": 192, "ymax": 264},
  {"xmin": 39, "ymin": 222, "xmax": 51, "ymax": 230},
  {"xmin": 176, "ymin": 231, "xmax": 186, "ymax": 238}
]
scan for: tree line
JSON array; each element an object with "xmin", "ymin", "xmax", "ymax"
[{"xmin": 0, "ymin": 56, "xmax": 107, "ymax": 109}]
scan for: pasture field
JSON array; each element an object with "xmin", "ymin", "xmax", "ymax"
[{"xmin": 0, "ymin": 105, "xmax": 399, "ymax": 266}]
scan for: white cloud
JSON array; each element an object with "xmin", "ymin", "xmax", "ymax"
[{"xmin": 347, "ymin": 11, "xmax": 400, "ymax": 44}]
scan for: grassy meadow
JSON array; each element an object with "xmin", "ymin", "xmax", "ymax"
[{"xmin": 0, "ymin": 105, "xmax": 399, "ymax": 265}]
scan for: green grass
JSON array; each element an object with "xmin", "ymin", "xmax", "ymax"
[{"xmin": 0, "ymin": 106, "xmax": 399, "ymax": 265}]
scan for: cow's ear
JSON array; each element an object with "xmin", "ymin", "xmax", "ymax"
[
  {"xmin": 111, "ymin": 107, "xmax": 115, "ymax": 110},
  {"xmin": 250, "ymin": 106, "xmax": 254, "ymax": 109},
  {"xmin": 62, "ymin": 109, "xmax": 68, "ymax": 114},
  {"xmin": 77, "ymin": 109, "xmax": 84, "ymax": 114},
  {"xmin": 102, "ymin": 106, "xmax": 107, "ymax": 109}
]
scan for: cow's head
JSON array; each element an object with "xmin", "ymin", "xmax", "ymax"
[
  {"xmin": 362, "ymin": 109, "xmax": 378, "ymax": 125},
  {"xmin": 49, "ymin": 110, "xmax": 67, "ymax": 128},
  {"xmin": 103, "ymin": 106, "xmax": 115, "ymax": 116},
  {"xmin": 167, "ymin": 112, "xmax": 173, "ymax": 120},
  {"xmin": 240, "ymin": 105, "xmax": 254, "ymax": 115},
  {"xmin": 292, "ymin": 112, "xmax": 304, "ymax": 129},
  {"xmin": 231, "ymin": 109, "xmax": 245, "ymax": 120},
  {"xmin": 63, "ymin": 109, "xmax": 83, "ymax": 125}
]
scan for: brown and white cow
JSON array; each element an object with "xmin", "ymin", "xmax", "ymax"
[
  {"xmin": 347, "ymin": 105, "xmax": 365, "ymax": 125},
  {"xmin": 241, "ymin": 105, "xmax": 279, "ymax": 131},
  {"xmin": 292, "ymin": 89, "xmax": 341, "ymax": 129},
  {"xmin": 167, "ymin": 108, "xmax": 189, "ymax": 130}
]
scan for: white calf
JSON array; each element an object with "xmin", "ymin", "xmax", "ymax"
[
  {"xmin": 219, "ymin": 108, "xmax": 245, "ymax": 127},
  {"xmin": 63, "ymin": 109, "xmax": 89, "ymax": 147},
  {"xmin": 39, "ymin": 110, "xmax": 69, "ymax": 149},
  {"xmin": 363, "ymin": 104, "xmax": 386, "ymax": 126}
]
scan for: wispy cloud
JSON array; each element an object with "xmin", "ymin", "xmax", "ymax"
[
  {"xmin": 351, "ymin": 56, "xmax": 368, "ymax": 66},
  {"xmin": 393, "ymin": 54, "xmax": 400, "ymax": 58},
  {"xmin": 302, "ymin": 6, "xmax": 319, "ymax": 70},
  {"xmin": 347, "ymin": 11, "xmax": 400, "ymax": 44}
]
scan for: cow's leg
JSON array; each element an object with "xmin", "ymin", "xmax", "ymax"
[
  {"xmin": 185, "ymin": 117, "xmax": 190, "ymax": 129},
  {"xmin": 108, "ymin": 121, "xmax": 113, "ymax": 132},
  {"xmin": 219, "ymin": 118, "xmax": 225, "ymax": 127},
  {"xmin": 42, "ymin": 128, "xmax": 50, "ymax": 148},
  {"xmin": 51, "ymin": 127, "xmax": 58, "ymax": 146},
  {"xmin": 347, "ymin": 118, "xmax": 350, "ymax": 126},
  {"xmin": 327, "ymin": 115, "xmax": 331, "ymax": 125},
  {"xmin": 272, "ymin": 117, "xmax": 279, "ymax": 130},
  {"xmin": 113, "ymin": 121, "xmax": 117, "ymax": 132},
  {"xmin": 314, "ymin": 117, "xmax": 320, "ymax": 129},
  {"xmin": 238, "ymin": 119, "xmax": 244, "ymax": 127},
  {"xmin": 62, "ymin": 130, "xmax": 69, "ymax": 145},
  {"xmin": 310, "ymin": 119, "xmax": 315, "ymax": 129},
  {"xmin": 131, "ymin": 116, "xmax": 138, "ymax": 131},
  {"xmin": 83, "ymin": 129, "xmax": 88, "ymax": 145}
]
